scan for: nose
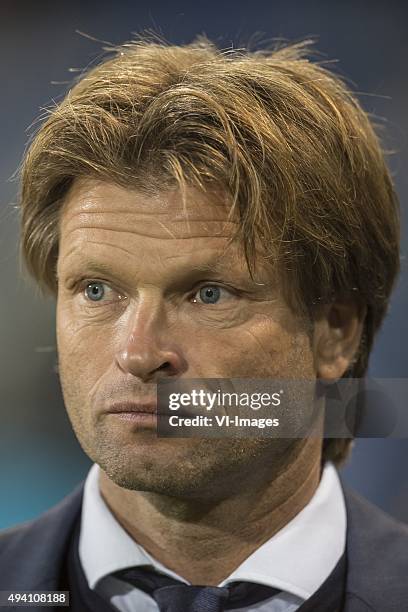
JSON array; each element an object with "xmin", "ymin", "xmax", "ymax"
[{"xmin": 115, "ymin": 297, "xmax": 187, "ymax": 381}]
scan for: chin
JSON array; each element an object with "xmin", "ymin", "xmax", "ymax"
[
  {"xmin": 90, "ymin": 440, "xmax": 208, "ymax": 494},
  {"xmin": 99, "ymin": 457, "xmax": 214, "ymax": 498}
]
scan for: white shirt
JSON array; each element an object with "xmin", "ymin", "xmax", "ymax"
[{"xmin": 79, "ymin": 462, "xmax": 346, "ymax": 612}]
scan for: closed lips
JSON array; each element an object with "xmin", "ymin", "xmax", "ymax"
[{"xmin": 107, "ymin": 402, "xmax": 157, "ymax": 414}]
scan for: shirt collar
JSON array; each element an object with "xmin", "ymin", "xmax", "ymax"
[
  {"xmin": 79, "ymin": 461, "xmax": 346, "ymax": 600},
  {"xmin": 219, "ymin": 462, "xmax": 346, "ymax": 599}
]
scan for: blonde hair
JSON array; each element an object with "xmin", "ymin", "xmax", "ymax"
[{"xmin": 19, "ymin": 36, "xmax": 400, "ymax": 464}]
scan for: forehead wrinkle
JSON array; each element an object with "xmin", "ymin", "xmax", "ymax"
[
  {"xmin": 59, "ymin": 236, "xmax": 247, "ymax": 279},
  {"xmin": 57, "ymin": 243, "xmax": 136, "ymax": 276},
  {"xmin": 61, "ymin": 218, "xmax": 238, "ymax": 241},
  {"xmin": 63, "ymin": 187, "xmax": 234, "ymax": 218},
  {"xmin": 79, "ymin": 240, "xmax": 141, "ymax": 259},
  {"xmin": 62, "ymin": 179, "xmax": 235, "ymax": 229},
  {"xmin": 63, "ymin": 206, "xmax": 234, "ymax": 222},
  {"xmin": 61, "ymin": 205, "xmax": 239, "ymax": 238}
]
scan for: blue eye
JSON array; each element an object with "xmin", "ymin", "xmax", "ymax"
[
  {"xmin": 85, "ymin": 282, "xmax": 105, "ymax": 301},
  {"xmin": 197, "ymin": 285, "xmax": 222, "ymax": 304},
  {"xmin": 199, "ymin": 286, "xmax": 221, "ymax": 304}
]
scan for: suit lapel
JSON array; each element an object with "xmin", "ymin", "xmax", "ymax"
[
  {"xmin": 341, "ymin": 479, "xmax": 408, "ymax": 611},
  {"xmin": 0, "ymin": 483, "xmax": 84, "ymax": 592}
]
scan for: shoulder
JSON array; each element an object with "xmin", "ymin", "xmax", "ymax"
[
  {"xmin": 0, "ymin": 484, "xmax": 84, "ymax": 590},
  {"xmin": 342, "ymin": 484, "xmax": 408, "ymax": 610},
  {"xmin": 344, "ymin": 485, "xmax": 408, "ymax": 561}
]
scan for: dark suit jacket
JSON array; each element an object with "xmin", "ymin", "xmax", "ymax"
[{"xmin": 0, "ymin": 477, "xmax": 407, "ymax": 611}]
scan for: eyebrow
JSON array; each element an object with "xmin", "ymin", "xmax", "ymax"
[
  {"xmin": 57, "ymin": 255, "xmax": 252, "ymax": 282},
  {"xmin": 57, "ymin": 259, "xmax": 115, "ymax": 281}
]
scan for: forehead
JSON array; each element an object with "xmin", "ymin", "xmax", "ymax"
[
  {"xmin": 59, "ymin": 178, "xmax": 238, "ymax": 241},
  {"xmin": 57, "ymin": 178, "xmax": 269, "ymax": 282}
]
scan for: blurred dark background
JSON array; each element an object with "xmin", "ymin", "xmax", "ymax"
[{"xmin": 1, "ymin": 0, "xmax": 407, "ymax": 528}]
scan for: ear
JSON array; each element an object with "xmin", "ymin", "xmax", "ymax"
[{"xmin": 312, "ymin": 301, "xmax": 366, "ymax": 380}]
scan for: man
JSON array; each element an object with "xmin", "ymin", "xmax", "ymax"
[{"xmin": 0, "ymin": 36, "xmax": 406, "ymax": 611}]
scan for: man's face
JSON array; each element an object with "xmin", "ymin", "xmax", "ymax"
[{"xmin": 56, "ymin": 178, "xmax": 318, "ymax": 499}]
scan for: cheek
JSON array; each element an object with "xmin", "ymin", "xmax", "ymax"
[
  {"xmin": 191, "ymin": 313, "xmax": 314, "ymax": 378},
  {"xmin": 56, "ymin": 303, "xmax": 114, "ymax": 402}
]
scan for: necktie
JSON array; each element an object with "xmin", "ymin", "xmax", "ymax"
[{"xmin": 114, "ymin": 566, "xmax": 281, "ymax": 611}]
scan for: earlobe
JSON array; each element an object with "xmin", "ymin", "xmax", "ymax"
[{"xmin": 313, "ymin": 301, "xmax": 366, "ymax": 381}]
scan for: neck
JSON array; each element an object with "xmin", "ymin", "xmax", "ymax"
[{"xmin": 99, "ymin": 439, "xmax": 322, "ymax": 585}]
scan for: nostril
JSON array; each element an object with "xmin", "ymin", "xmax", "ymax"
[{"xmin": 158, "ymin": 362, "xmax": 171, "ymax": 370}]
